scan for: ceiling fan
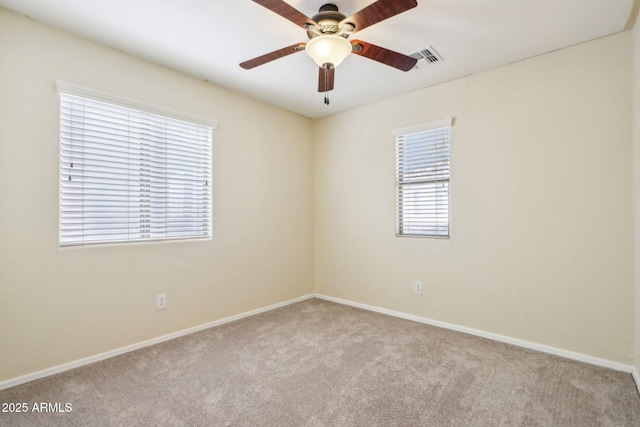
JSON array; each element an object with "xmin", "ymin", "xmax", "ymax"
[{"xmin": 240, "ymin": 0, "xmax": 419, "ymax": 105}]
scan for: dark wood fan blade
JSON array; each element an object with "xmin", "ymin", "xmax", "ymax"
[
  {"xmin": 251, "ymin": 0, "xmax": 314, "ymax": 28},
  {"xmin": 240, "ymin": 43, "xmax": 306, "ymax": 69},
  {"xmin": 318, "ymin": 67, "xmax": 335, "ymax": 92},
  {"xmin": 342, "ymin": 0, "xmax": 417, "ymax": 33},
  {"xmin": 351, "ymin": 40, "xmax": 417, "ymax": 71}
]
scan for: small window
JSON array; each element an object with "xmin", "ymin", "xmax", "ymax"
[
  {"xmin": 58, "ymin": 83, "xmax": 215, "ymax": 246},
  {"xmin": 394, "ymin": 118, "xmax": 452, "ymax": 238}
]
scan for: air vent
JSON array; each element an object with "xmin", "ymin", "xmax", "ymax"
[{"xmin": 410, "ymin": 46, "xmax": 442, "ymax": 69}]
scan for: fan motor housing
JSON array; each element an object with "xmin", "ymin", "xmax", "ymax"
[{"xmin": 311, "ymin": 3, "xmax": 347, "ymax": 35}]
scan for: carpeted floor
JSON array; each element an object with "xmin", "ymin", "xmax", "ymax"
[{"xmin": 1, "ymin": 298, "xmax": 639, "ymax": 426}]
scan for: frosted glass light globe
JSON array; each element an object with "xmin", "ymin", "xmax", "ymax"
[{"xmin": 305, "ymin": 35, "xmax": 352, "ymax": 68}]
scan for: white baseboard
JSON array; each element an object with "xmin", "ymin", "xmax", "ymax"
[
  {"xmin": 315, "ymin": 294, "xmax": 634, "ymax": 374},
  {"xmin": 0, "ymin": 294, "xmax": 314, "ymax": 391},
  {"xmin": 2, "ymin": 293, "xmax": 634, "ymax": 391}
]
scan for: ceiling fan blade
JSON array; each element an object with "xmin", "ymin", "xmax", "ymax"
[
  {"xmin": 318, "ymin": 67, "xmax": 335, "ymax": 92},
  {"xmin": 351, "ymin": 40, "xmax": 417, "ymax": 71},
  {"xmin": 240, "ymin": 43, "xmax": 306, "ymax": 69},
  {"xmin": 342, "ymin": 0, "xmax": 417, "ymax": 33},
  {"xmin": 250, "ymin": 0, "xmax": 315, "ymax": 28}
]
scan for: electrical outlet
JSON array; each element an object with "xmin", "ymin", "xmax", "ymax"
[
  {"xmin": 414, "ymin": 281, "xmax": 423, "ymax": 295},
  {"xmin": 157, "ymin": 294, "xmax": 167, "ymax": 310}
]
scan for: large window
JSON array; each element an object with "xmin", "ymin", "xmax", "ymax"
[
  {"xmin": 394, "ymin": 118, "xmax": 452, "ymax": 238},
  {"xmin": 58, "ymin": 83, "xmax": 215, "ymax": 246}
]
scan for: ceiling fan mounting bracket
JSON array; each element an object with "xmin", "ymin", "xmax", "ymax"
[
  {"xmin": 319, "ymin": 4, "xmax": 339, "ymax": 13},
  {"xmin": 312, "ymin": 11, "xmax": 346, "ymax": 24}
]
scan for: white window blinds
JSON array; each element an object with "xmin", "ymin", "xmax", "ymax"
[
  {"xmin": 59, "ymin": 88, "xmax": 213, "ymax": 246},
  {"xmin": 394, "ymin": 119, "xmax": 451, "ymax": 238}
]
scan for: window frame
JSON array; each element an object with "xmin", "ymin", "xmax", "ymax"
[
  {"xmin": 393, "ymin": 118, "xmax": 452, "ymax": 239},
  {"xmin": 57, "ymin": 81, "xmax": 217, "ymax": 247}
]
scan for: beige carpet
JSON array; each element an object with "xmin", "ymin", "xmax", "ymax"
[{"xmin": 1, "ymin": 298, "xmax": 639, "ymax": 426}]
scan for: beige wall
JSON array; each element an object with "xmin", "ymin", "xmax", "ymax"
[
  {"xmin": 314, "ymin": 32, "xmax": 634, "ymax": 364},
  {"xmin": 0, "ymin": 9, "xmax": 314, "ymax": 381},
  {"xmin": 634, "ymin": 17, "xmax": 640, "ymax": 375}
]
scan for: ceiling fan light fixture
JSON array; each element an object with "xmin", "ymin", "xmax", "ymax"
[{"xmin": 305, "ymin": 34, "xmax": 352, "ymax": 68}]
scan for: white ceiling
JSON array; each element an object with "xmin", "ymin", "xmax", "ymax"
[{"xmin": 1, "ymin": 0, "xmax": 635, "ymax": 118}]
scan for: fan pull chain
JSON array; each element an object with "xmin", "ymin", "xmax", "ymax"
[{"xmin": 324, "ymin": 66, "xmax": 330, "ymax": 105}]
